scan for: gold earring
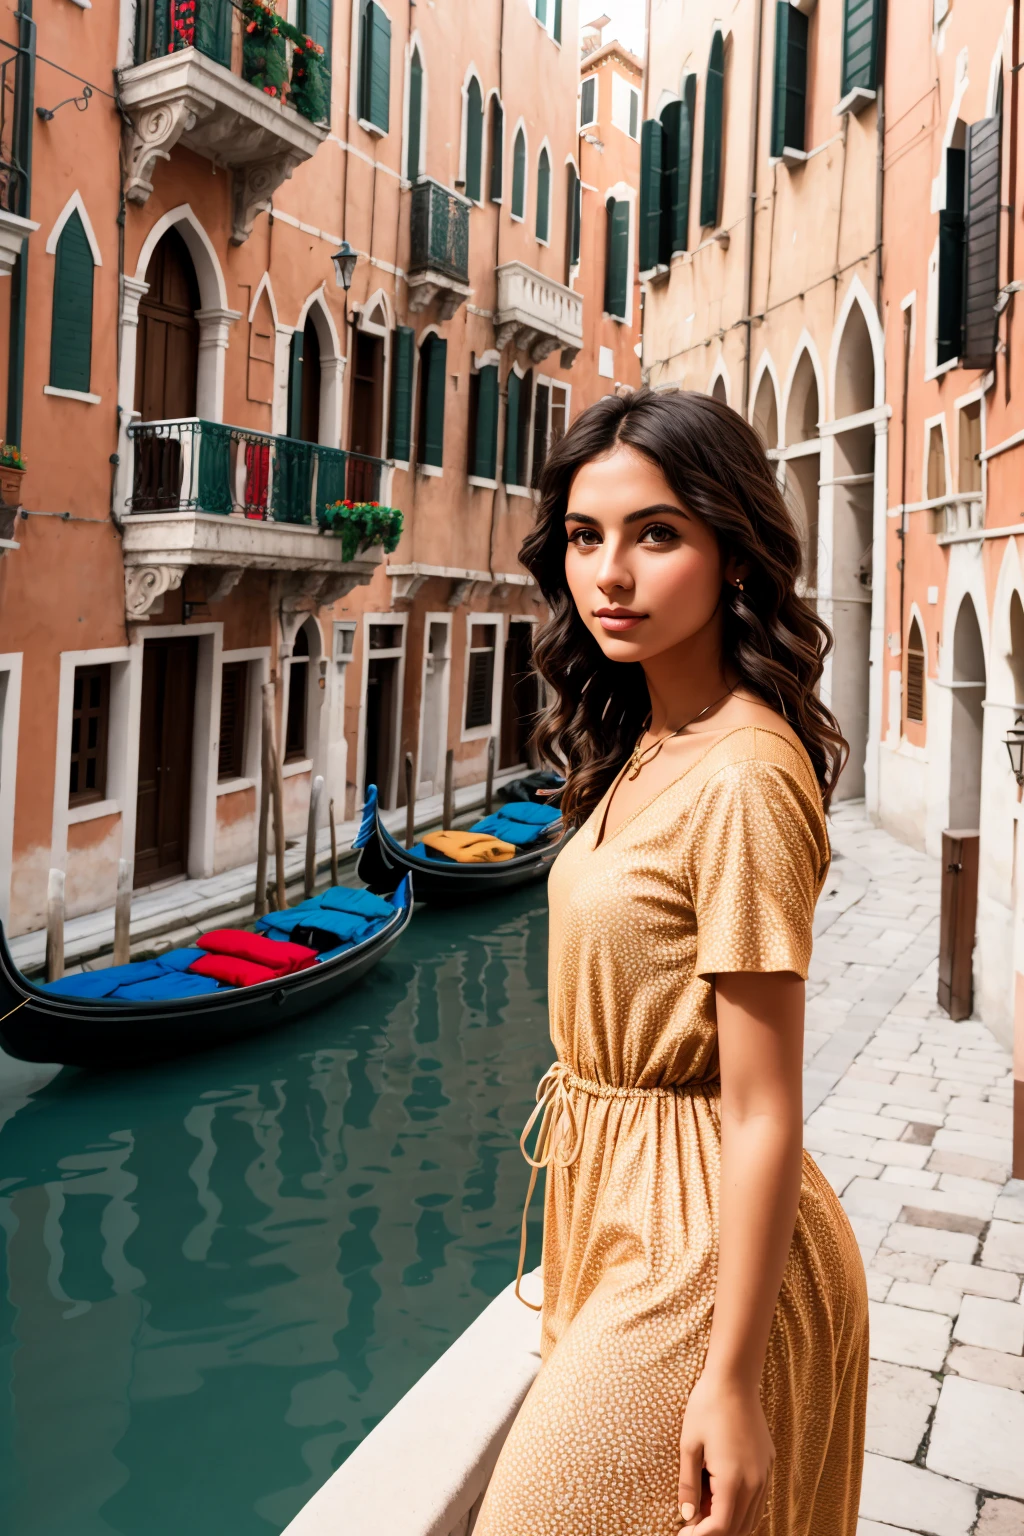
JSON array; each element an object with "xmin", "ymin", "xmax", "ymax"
[{"xmin": 734, "ymin": 580, "xmax": 744, "ymax": 591}]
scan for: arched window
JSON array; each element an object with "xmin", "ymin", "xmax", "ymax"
[
  {"xmin": 536, "ymin": 146, "xmax": 551, "ymax": 242},
  {"xmin": 699, "ymin": 30, "xmax": 725, "ymax": 228},
  {"xmin": 407, "ymin": 47, "xmax": 424, "ymax": 181},
  {"xmin": 464, "ymin": 74, "xmax": 483, "ymax": 201},
  {"xmin": 603, "ymin": 197, "xmax": 629, "ymax": 319},
  {"xmin": 50, "ymin": 208, "xmax": 95, "ymax": 395},
  {"xmin": 511, "ymin": 126, "xmax": 527, "ymax": 219},
  {"xmin": 905, "ymin": 617, "xmax": 925, "ymax": 727},
  {"xmin": 565, "ymin": 162, "xmax": 581, "ymax": 280},
  {"xmin": 285, "ymin": 624, "xmax": 311, "ymax": 763},
  {"xmin": 489, "ymin": 95, "xmax": 504, "ymax": 202}
]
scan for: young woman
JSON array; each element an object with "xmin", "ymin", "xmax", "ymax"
[{"xmin": 474, "ymin": 389, "xmax": 868, "ymax": 1536}]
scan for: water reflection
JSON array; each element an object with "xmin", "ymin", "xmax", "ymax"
[{"xmin": 0, "ymin": 889, "xmax": 551, "ymax": 1536}]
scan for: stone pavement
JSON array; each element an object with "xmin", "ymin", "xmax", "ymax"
[{"xmin": 812, "ymin": 802, "xmax": 1024, "ymax": 1536}]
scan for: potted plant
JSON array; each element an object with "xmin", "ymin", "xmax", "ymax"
[
  {"xmin": 0, "ymin": 443, "xmax": 26, "ymax": 511},
  {"xmin": 318, "ymin": 499, "xmax": 403, "ymax": 561}
]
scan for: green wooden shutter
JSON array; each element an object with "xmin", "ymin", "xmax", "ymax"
[
  {"xmin": 629, "ymin": 89, "xmax": 639, "ymax": 140},
  {"xmin": 572, "ymin": 167, "xmax": 582, "ymax": 264},
  {"xmin": 287, "ymin": 330, "xmax": 304, "ymax": 440},
  {"xmin": 536, "ymin": 147, "xmax": 551, "ymax": 241},
  {"xmin": 937, "ymin": 147, "xmax": 965, "ymax": 367},
  {"xmin": 535, "ymin": 0, "xmax": 547, "ymax": 23},
  {"xmin": 388, "ymin": 325, "xmax": 415, "ymax": 459},
  {"xmin": 420, "ymin": 335, "xmax": 446, "ymax": 467},
  {"xmin": 357, "ymin": 0, "xmax": 370, "ymax": 118},
  {"xmin": 531, "ymin": 380, "xmax": 550, "ymax": 488},
  {"xmin": 553, "ymin": 0, "xmax": 562, "ymax": 43},
  {"xmin": 700, "ymin": 31, "xmax": 725, "ymax": 228},
  {"xmin": 841, "ymin": 0, "xmax": 880, "ymax": 96},
  {"xmin": 512, "ymin": 128, "xmax": 526, "ymax": 218},
  {"xmin": 407, "ymin": 49, "xmax": 422, "ymax": 180},
  {"xmin": 503, "ymin": 370, "xmax": 521, "ymax": 485},
  {"xmin": 669, "ymin": 77, "xmax": 695, "ymax": 254},
  {"xmin": 771, "ymin": 2, "xmax": 808, "ymax": 157},
  {"xmin": 472, "ymin": 365, "xmax": 499, "ymax": 480},
  {"xmin": 658, "ymin": 102, "xmax": 680, "ymax": 265},
  {"xmin": 299, "ymin": 0, "xmax": 332, "ymax": 58},
  {"xmin": 640, "ymin": 118, "xmax": 664, "ymax": 272},
  {"xmin": 50, "ymin": 210, "xmax": 94, "ymax": 393},
  {"xmin": 580, "ymin": 76, "xmax": 596, "ymax": 127},
  {"xmin": 566, "ymin": 164, "xmax": 581, "ymax": 274},
  {"xmin": 370, "ymin": 2, "xmax": 391, "ymax": 131},
  {"xmin": 489, "ymin": 98, "xmax": 504, "ymax": 201},
  {"xmin": 466, "ymin": 77, "xmax": 484, "ymax": 201},
  {"xmin": 604, "ymin": 199, "xmax": 629, "ymax": 318},
  {"xmin": 961, "ymin": 115, "xmax": 1002, "ymax": 369},
  {"xmin": 195, "ymin": 0, "xmax": 232, "ymax": 67}
]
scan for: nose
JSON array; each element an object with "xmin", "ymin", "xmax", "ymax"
[{"xmin": 595, "ymin": 534, "xmax": 635, "ymax": 599}]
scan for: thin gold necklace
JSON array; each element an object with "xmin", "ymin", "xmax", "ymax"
[{"xmin": 626, "ymin": 685, "xmax": 738, "ymax": 780}]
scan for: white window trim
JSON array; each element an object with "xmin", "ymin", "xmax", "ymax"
[
  {"xmin": 402, "ymin": 35, "xmax": 428, "ymax": 184},
  {"xmin": 44, "ymin": 385, "xmax": 101, "ymax": 405},
  {"xmin": 460, "ymin": 64, "xmax": 486, "ymax": 203},
  {"xmin": 0, "ymin": 654, "xmax": 22, "ymax": 928},
  {"xmin": 355, "ymin": 611, "xmax": 409, "ymax": 808},
  {"xmin": 580, "ymin": 73, "xmax": 598, "ymax": 130},
  {"xmin": 461, "ymin": 613, "xmax": 504, "ymax": 743},
  {"xmin": 535, "ymin": 138, "xmax": 553, "ymax": 246},
  {"xmin": 216, "ymin": 647, "xmax": 269, "ymax": 795},
  {"xmin": 50, "ymin": 646, "xmax": 134, "ymax": 886},
  {"xmin": 45, "ymin": 190, "xmax": 103, "ymax": 265},
  {"xmin": 468, "ymin": 474, "xmax": 499, "ymax": 490},
  {"xmin": 953, "ymin": 385, "xmax": 987, "ymax": 501},
  {"xmin": 922, "ymin": 411, "xmax": 951, "ymax": 501},
  {"xmin": 416, "ymin": 612, "xmax": 452, "ymax": 794},
  {"xmin": 350, "ymin": 0, "xmax": 394, "ymax": 139},
  {"xmin": 510, "ymin": 118, "xmax": 529, "ymax": 222}
]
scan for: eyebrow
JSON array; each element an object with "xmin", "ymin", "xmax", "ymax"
[{"xmin": 564, "ymin": 502, "xmax": 690, "ymax": 526}]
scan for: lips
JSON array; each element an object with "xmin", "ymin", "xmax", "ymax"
[{"xmin": 595, "ymin": 609, "xmax": 646, "ymax": 632}]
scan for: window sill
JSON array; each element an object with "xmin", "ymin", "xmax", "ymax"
[
  {"xmin": 468, "ymin": 475, "xmax": 498, "ymax": 490},
  {"xmin": 216, "ymin": 776, "xmax": 256, "ymax": 796},
  {"xmin": 282, "ymin": 757, "xmax": 313, "ymax": 778},
  {"xmin": 536, "ymin": 236, "xmax": 550, "ymax": 248},
  {"xmin": 461, "ymin": 721, "xmax": 496, "ymax": 744},
  {"xmin": 834, "ymin": 86, "xmax": 876, "ymax": 118},
  {"xmin": 505, "ymin": 484, "xmax": 534, "ymax": 500},
  {"xmin": 779, "ymin": 146, "xmax": 807, "ymax": 169},
  {"xmin": 417, "ymin": 463, "xmax": 444, "ymax": 478},
  {"xmin": 391, "ymin": 459, "xmax": 410, "ymax": 471},
  {"xmin": 602, "ymin": 311, "xmax": 629, "ymax": 325},
  {"xmin": 68, "ymin": 796, "xmax": 120, "ymax": 825},
  {"xmin": 509, "ymin": 212, "xmax": 524, "ymax": 224},
  {"xmin": 357, "ymin": 116, "xmax": 388, "ymax": 139},
  {"xmin": 44, "ymin": 384, "xmax": 101, "ymax": 405},
  {"xmin": 927, "ymin": 357, "xmax": 961, "ymax": 382}
]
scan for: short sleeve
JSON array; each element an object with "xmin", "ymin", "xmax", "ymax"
[{"xmin": 683, "ymin": 758, "xmax": 826, "ymax": 981}]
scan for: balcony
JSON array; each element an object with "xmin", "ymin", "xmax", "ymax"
[
  {"xmin": 495, "ymin": 261, "xmax": 583, "ymax": 367},
  {"xmin": 0, "ymin": 47, "xmax": 38, "ymax": 272},
  {"xmin": 933, "ymin": 494, "xmax": 985, "ymax": 544},
  {"xmin": 121, "ymin": 0, "xmax": 329, "ymax": 243},
  {"xmin": 121, "ymin": 418, "xmax": 387, "ymax": 620},
  {"xmin": 407, "ymin": 179, "xmax": 472, "ymax": 319}
]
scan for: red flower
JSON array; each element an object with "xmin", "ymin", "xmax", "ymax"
[{"xmin": 246, "ymin": 19, "xmax": 256, "ymax": 30}]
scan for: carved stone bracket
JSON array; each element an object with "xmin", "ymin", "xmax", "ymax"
[
  {"xmin": 125, "ymin": 564, "xmax": 185, "ymax": 622},
  {"xmin": 278, "ymin": 567, "xmax": 378, "ymax": 610},
  {"xmin": 231, "ymin": 153, "xmax": 302, "ymax": 246},
  {"xmin": 407, "ymin": 273, "xmax": 471, "ymax": 319},
  {"xmin": 494, "ymin": 321, "xmax": 560, "ymax": 363},
  {"xmin": 204, "ymin": 567, "xmax": 245, "ymax": 604},
  {"xmin": 389, "ymin": 571, "xmax": 430, "ymax": 601},
  {"xmin": 559, "ymin": 345, "xmax": 581, "ymax": 369},
  {"xmin": 447, "ymin": 578, "xmax": 485, "ymax": 609},
  {"xmin": 125, "ymin": 98, "xmax": 202, "ymax": 205}
]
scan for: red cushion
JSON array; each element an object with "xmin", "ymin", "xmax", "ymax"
[
  {"xmin": 189, "ymin": 954, "xmax": 279, "ymax": 989},
  {"xmin": 196, "ymin": 929, "xmax": 318, "ymax": 975}
]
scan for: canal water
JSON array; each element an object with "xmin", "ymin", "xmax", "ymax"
[{"xmin": 0, "ymin": 888, "xmax": 552, "ymax": 1536}]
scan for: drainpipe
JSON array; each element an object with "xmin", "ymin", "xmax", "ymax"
[
  {"xmin": 1005, "ymin": 0, "xmax": 1020, "ymax": 406},
  {"xmin": 6, "ymin": 0, "xmax": 35, "ymax": 448},
  {"xmin": 897, "ymin": 302, "xmax": 911, "ymax": 692},
  {"xmin": 741, "ymin": 0, "xmax": 765, "ymax": 417}
]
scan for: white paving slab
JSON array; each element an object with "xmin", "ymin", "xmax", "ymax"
[{"xmin": 926, "ymin": 1375, "xmax": 1024, "ymax": 1499}]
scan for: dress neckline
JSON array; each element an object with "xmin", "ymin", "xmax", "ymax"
[{"xmin": 590, "ymin": 725, "xmax": 814, "ymax": 850}]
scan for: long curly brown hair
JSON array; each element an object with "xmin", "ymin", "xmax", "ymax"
[{"xmin": 520, "ymin": 387, "xmax": 847, "ymax": 828}]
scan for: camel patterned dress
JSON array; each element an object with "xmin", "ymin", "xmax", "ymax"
[{"xmin": 475, "ymin": 726, "xmax": 869, "ymax": 1536}]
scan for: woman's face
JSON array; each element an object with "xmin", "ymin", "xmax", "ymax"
[{"xmin": 564, "ymin": 443, "xmax": 735, "ymax": 665}]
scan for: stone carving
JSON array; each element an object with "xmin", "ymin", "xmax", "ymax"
[
  {"xmin": 407, "ymin": 274, "xmax": 471, "ymax": 320},
  {"xmin": 125, "ymin": 99, "xmax": 201, "ymax": 206},
  {"xmin": 204, "ymin": 567, "xmax": 245, "ymax": 604},
  {"xmin": 231, "ymin": 153, "xmax": 302, "ymax": 246},
  {"xmin": 125, "ymin": 564, "xmax": 185, "ymax": 622}
]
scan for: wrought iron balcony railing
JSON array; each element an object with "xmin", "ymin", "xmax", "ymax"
[
  {"xmin": 409, "ymin": 179, "xmax": 470, "ymax": 285},
  {"xmin": 127, "ymin": 419, "xmax": 384, "ymax": 524}
]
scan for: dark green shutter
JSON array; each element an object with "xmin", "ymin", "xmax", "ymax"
[
  {"xmin": 420, "ymin": 335, "xmax": 446, "ymax": 467},
  {"xmin": 466, "ymin": 77, "xmax": 484, "ymax": 201},
  {"xmin": 360, "ymin": 1, "xmax": 390, "ymax": 131},
  {"xmin": 841, "ymin": 0, "xmax": 880, "ymax": 96},
  {"xmin": 553, "ymin": 0, "xmax": 562, "ymax": 43},
  {"xmin": 580, "ymin": 76, "xmax": 596, "ymax": 126},
  {"xmin": 287, "ymin": 330, "xmax": 304, "ymax": 440},
  {"xmin": 512, "ymin": 128, "xmax": 526, "ymax": 218},
  {"xmin": 629, "ymin": 89, "xmax": 638, "ymax": 140},
  {"xmin": 961, "ymin": 115, "xmax": 1002, "ymax": 369},
  {"xmin": 937, "ymin": 148, "xmax": 965, "ymax": 367},
  {"xmin": 504, "ymin": 370, "xmax": 521, "ymax": 485},
  {"xmin": 771, "ymin": 2, "xmax": 808, "ymax": 157},
  {"xmin": 604, "ymin": 199, "xmax": 629, "ymax": 318},
  {"xmin": 669, "ymin": 77, "xmax": 696, "ymax": 255},
  {"xmin": 489, "ymin": 99, "xmax": 504, "ymax": 201},
  {"xmin": 407, "ymin": 50, "xmax": 422, "ymax": 179},
  {"xmin": 572, "ymin": 168, "xmax": 581, "ymax": 264},
  {"xmin": 195, "ymin": 0, "xmax": 231, "ymax": 66},
  {"xmin": 640, "ymin": 118, "xmax": 664, "ymax": 272},
  {"xmin": 531, "ymin": 380, "xmax": 550, "ymax": 488},
  {"xmin": 566, "ymin": 165, "xmax": 581, "ymax": 273},
  {"xmin": 700, "ymin": 31, "xmax": 725, "ymax": 228},
  {"xmin": 388, "ymin": 325, "xmax": 415, "ymax": 459},
  {"xmin": 472, "ymin": 365, "xmax": 499, "ymax": 479},
  {"xmin": 299, "ymin": 0, "xmax": 332, "ymax": 58},
  {"xmin": 49, "ymin": 210, "xmax": 94, "ymax": 394},
  {"xmin": 659, "ymin": 102, "xmax": 680, "ymax": 265},
  {"xmin": 535, "ymin": 0, "xmax": 547, "ymax": 23},
  {"xmin": 536, "ymin": 148, "xmax": 551, "ymax": 241}
]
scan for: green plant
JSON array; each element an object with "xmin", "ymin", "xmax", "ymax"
[
  {"xmin": 289, "ymin": 43, "xmax": 329, "ymax": 124},
  {"xmin": 319, "ymin": 499, "xmax": 403, "ymax": 560},
  {"xmin": 0, "ymin": 444, "xmax": 26, "ymax": 470},
  {"xmin": 242, "ymin": 0, "xmax": 288, "ymax": 99}
]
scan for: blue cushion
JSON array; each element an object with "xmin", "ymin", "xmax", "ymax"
[
  {"xmin": 45, "ymin": 960, "xmax": 166, "ymax": 998},
  {"xmin": 406, "ymin": 842, "xmax": 456, "ymax": 863},
  {"xmin": 155, "ymin": 946, "xmax": 207, "ymax": 972},
  {"xmin": 321, "ymin": 885, "xmax": 393, "ymax": 920},
  {"xmin": 255, "ymin": 903, "xmax": 324, "ymax": 938},
  {"xmin": 469, "ymin": 814, "xmax": 543, "ymax": 847},
  {"xmin": 113, "ymin": 972, "xmax": 222, "ymax": 1002},
  {"xmin": 495, "ymin": 800, "xmax": 561, "ymax": 826},
  {"xmin": 290, "ymin": 908, "xmax": 372, "ymax": 944}
]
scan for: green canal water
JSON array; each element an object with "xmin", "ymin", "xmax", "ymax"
[{"xmin": 0, "ymin": 889, "xmax": 552, "ymax": 1536}]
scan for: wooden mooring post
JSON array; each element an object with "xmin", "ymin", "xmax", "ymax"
[
  {"xmin": 254, "ymin": 683, "xmax": 273, "ymax": 917},
  {"xmin": 485, "ymin": 736, "xmax": 495, "ymax": 816},
  {"xmin": 304, "ymin": 775, "xmax": 324, "ymax": 900},
  {"xmin": 405, "ymin": 752, "xmax": 415, "ymax": 848},
  {"xmin": 442, "ymin": 748, "xmax": 454, "ymax": 830},
  {"xmin": 45, "ymin": 868, "xmax": 65, "ymax": 983},
  {"xmin": 112, "ymin": 858, "xmax": 133, "ymax": 966},
  {"xmin": 329, "ymin": 797, "xmax": 339, "ymax": 886}
]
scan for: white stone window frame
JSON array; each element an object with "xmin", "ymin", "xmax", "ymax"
[
  {"xmin": 603, "ymin": 180, "xmax": 637, "ymax": 328},
  {"xmin": 527, "ymin": 0, "xmax": 559, "ymax": 44},
  {"xmin": 416, "ymin": 611, "xmax": 453, "ymax": 793},
  {"xmin": 401, "ymin": 32, "xmax": 428, "ymax": 187},
  {"xmin": 354, "ymin": 610, "xmax": 409, "ymax": 807},
  {"xmin": 461, "ymin": 612, "xmax": 504, "ymax": 744},
  {"xmin": 921, "ymin": 410, "xmax": 952, "ymax": 502},
  {"xmin": 611, "ymin": 73, "xmax": 640, "ymax": 141},
  {"xmin": 0, "ymin": 652, "xmax": 23, "ymax": 927},
  {"xmin": 279, "ymin": 616, "xmax": 326, "ymax": 782},
  {"xmin": 535, "ymin": 136, "xmax": 553, "ymax": 247},
  {"xmin": 354, "ymin": 287, "xmax": 394, "ymax": 463},
  {"xmin": 509, "ymin": 118, "xmax": 529, "ymax": 223},
  {"xmin": 44, "ymin": 191, "xmax": 104, "ymax": 406},
  {"xmin": 215, "ymin": 647, "xmax": 271, "ymax": 797},
  {"xmin": 350, "ymin": 0, "xmax": 395, "ymax": 139},
  {"xmin": 459, "ymin": 63, "xmax": 486, "ymax": 205},
  {"xmin": 953, "ymin": 382, "xmax": 988, "ymax": 504},
  {"xmin": 579, "ymin": 73, "xmax": 598, "ymax": 131}
]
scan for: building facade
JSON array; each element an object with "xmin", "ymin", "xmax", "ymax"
[{"xmin": 0, "ymin": 0, "xmax": 640, "ymax": 939}]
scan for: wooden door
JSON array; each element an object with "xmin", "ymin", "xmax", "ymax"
[
  {"xmin": 299, "ymin": 315, "xmax": 321, "ymax": 443},
  {"xmin": 938, "ymin": 830, "xmax": 980, "ymax": 1020},
  {"xmin": 135, "ymin": 639, "xmax": 198, "ymax": 887},
  {"xmin": 364, "ymin": 657, "xmax": 396, "ymax": 805},
  {"xmin": 134, "ymin": 229, "xmax": 201, "ymax": 510},
  {"xmin": 350, "ymin": 331, "xmax": 384, "ymax": 458},
  {"xmin": 500, "ymin": 622, "xmax": 537, "ymax": 769}
]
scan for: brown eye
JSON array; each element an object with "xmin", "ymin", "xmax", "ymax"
[
  {"xmin": 641, "ymin": 523, "xmax": 679, "ymax": 544},
  {"xmin": 568, "ymin": 527, "xmax": 601, "ymax": 546}
]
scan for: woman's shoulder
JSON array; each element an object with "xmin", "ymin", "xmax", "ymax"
[{"xmin": 695, "ymin": 713, "xmax": 822, "ymax": 796}]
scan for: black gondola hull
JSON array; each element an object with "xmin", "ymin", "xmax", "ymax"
[{"xmin": 0, "ymin": 880, "xmax": 413, "ymax": 1069}]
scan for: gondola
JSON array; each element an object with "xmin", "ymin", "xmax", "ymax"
[
  {"xmin": 354, "ymin": 784, "xmax": 571, "ymax": 903},
  {"xmin": 0, "ymin": 874, "xmax": 413, "ymax": 1070}
]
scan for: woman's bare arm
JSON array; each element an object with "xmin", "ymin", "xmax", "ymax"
[{"xmin": 678, "ymin": 970, "xmax": 805, "ymax": 1534}]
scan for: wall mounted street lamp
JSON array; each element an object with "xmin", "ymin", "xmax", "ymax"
[
  {"xmin": 1005, "ymin": 714, "xmax": 1024, "ymax": 786},
  {"xmin": 331, "ymin": 241, "xmax": 358, "ymax": 290}
]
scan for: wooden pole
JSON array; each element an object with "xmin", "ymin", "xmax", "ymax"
[
  {"xmin": 112, "ymin": 858, "xmax": 132, "ymax": 966},
  {"xmin": 269, "ymin": 677, "xmax": 287, "ymax": 911},
  {"xmin": 45, "ymin": 868, "xmax": 65, "ymax": 983},
  {"xmin": 329, "ymin": 797, "xmax": 338, "ymax": 886},
  {"xmin": 485, "ymin": 736, "xmax": 495, "ymax": 816},
  {"xmin": 305, "ymin": 774, "xmax": 324, "ymax": 899},
  {"xmin": 255, "ymin": 682, "xmax": 273, "ymax": 918},
  {"xmin": 404, "ymin": 751, "xmax": 415, "ymax": 848},
  {"xmin": 442, "ymin": 748, "xmax": 454, "ymax": 830}
]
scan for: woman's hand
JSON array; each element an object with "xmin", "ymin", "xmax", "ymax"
[{"xmin": 677, "ymin": 1371, "xmax": 774, "ymax": 1533}]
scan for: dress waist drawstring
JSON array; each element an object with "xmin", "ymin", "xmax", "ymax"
[{"xmin": 514, "ymin": 1062, "xmax": 713, "ymax": 1309}]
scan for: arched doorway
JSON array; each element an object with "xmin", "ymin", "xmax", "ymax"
[
  {"xmin": 133, "ymin": 228, "xmax": 200, "ymax": 510},
  {"xmin": 288, "ymin": 313, "xmax": 323, "ymax": 444},
  {"xmin": 949, "ymin": 597, "xmax": 986, "ymax": 829},
  {"xmin": 784, "ymin": 351, "xmax": 821, "ymax": 604},
  {"xmin": 752, "ymin": 367, "xmax": 779, "ymax": 448}
]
